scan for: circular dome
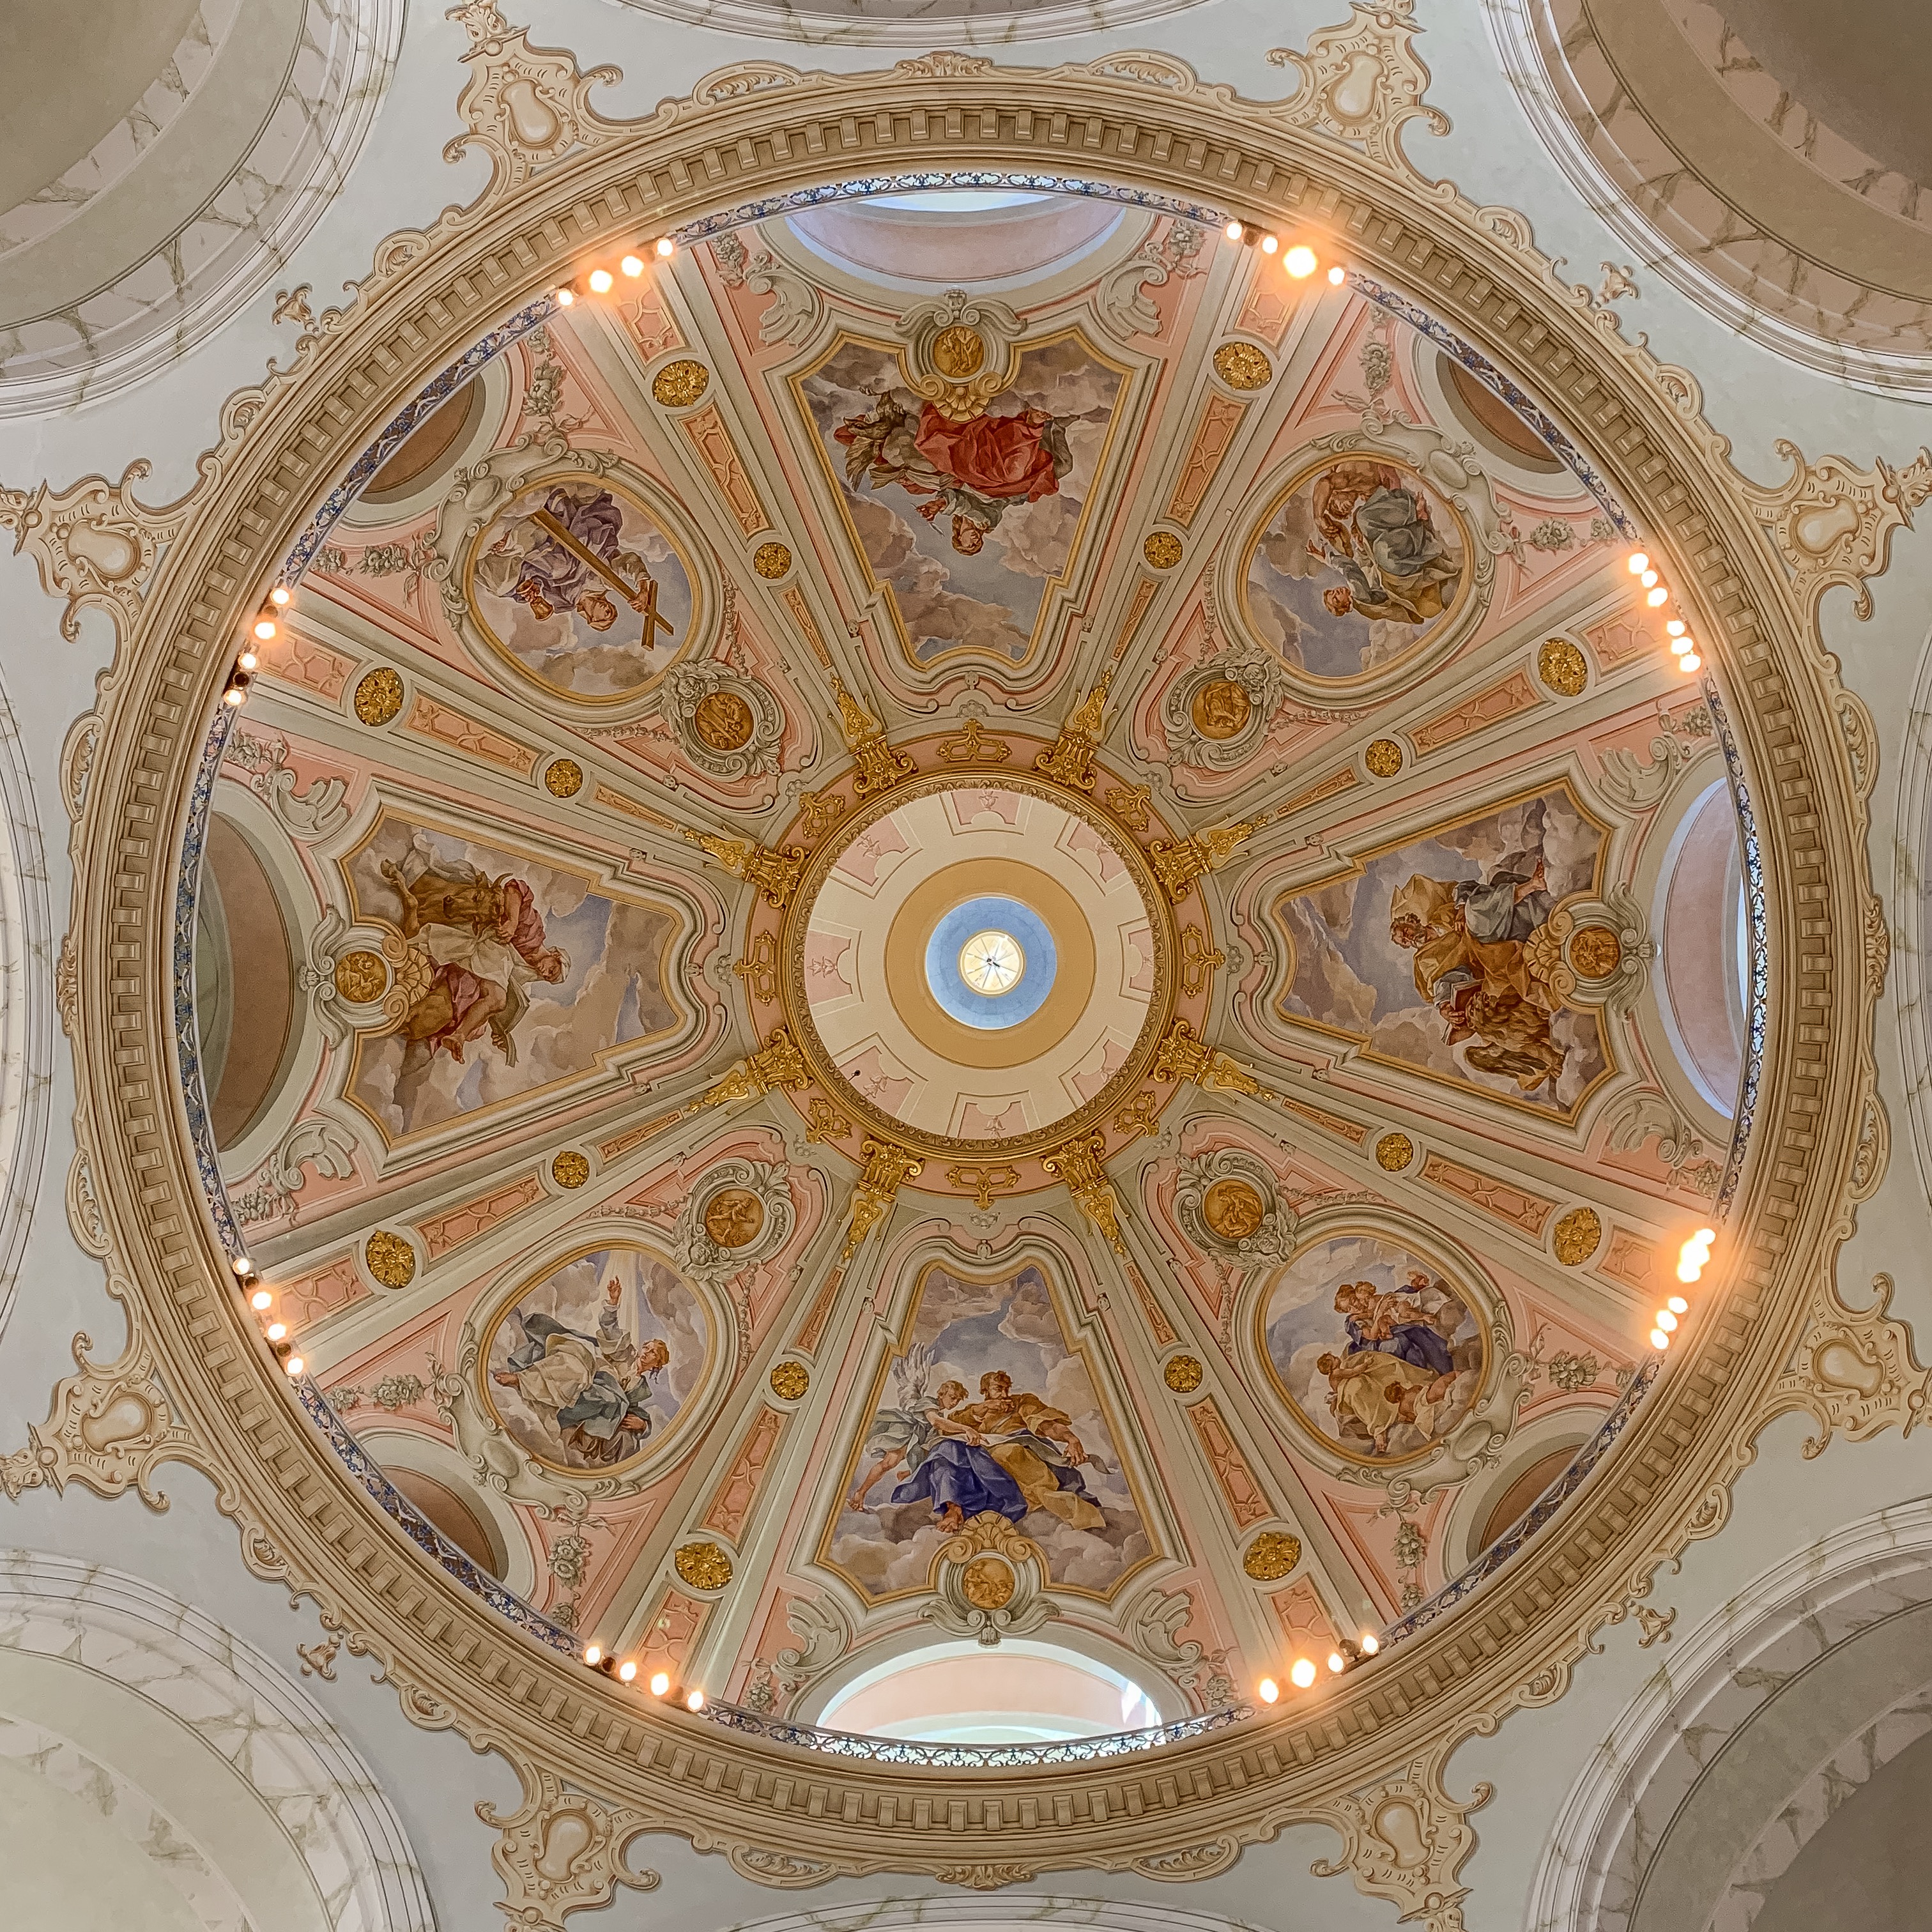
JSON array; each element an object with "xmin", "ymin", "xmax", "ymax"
[
  {"xmin": 797, "ymin": 779, "xmax": 1164, "ymax": 1148},
  {"xmin": 59, "ymin": 44, "xmax": 1869, "ymax": 1886}
]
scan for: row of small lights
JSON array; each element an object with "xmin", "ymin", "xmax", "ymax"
[
  {"xmin": 231, "ymin": 1251, "xmax": 305, "ymax": 1377},
  {"xmin": 1256, "ymin": 1629, "xmax": 1379, "ymax": 1704},
  {"xmin": 1222, "ymin": 216, "xmax": 1344, "ymax": 286},
  {"xmin": 555, "ymin": 235, "xmax": 679, "ymax": 308},
  {"xmin": 1652, "ymin": 1225, "xmax": 1713, "ymax": 1352},
  {"xmin": 221, "ymin": 583, "xmax": 291, "ymax": 707},
  {"xmin": 1626, "ymin": 549, "xmax": 1703, "ymax": 673},
  {"xmin": 581, "ymin": 1643, "xmax": 707, "ymax": 1710}
]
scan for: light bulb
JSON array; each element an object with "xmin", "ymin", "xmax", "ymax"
[
  {"xmin": 1680, "ymin": 652, "xmax": 1702, "ymax": 671},
  {"xmin": 254, "ymin": 616, "xmax": 277, "ymax": 641},
  {"xmin": 1694, "ymin": 1227, "xmax": 1715, "ymax": 1245},
  {"xmin": 618, "ymin": 1659, "xmax": 638, "ymax": 1682},
  {"xmin": 1655, "ymin": 1309, "xmax": 1678, "ymax": 1332},
  {"xmin": 1225, "ymin": 218, "xmax": 1245, "ymax": 241},
  {"xmin": 1676, "ymin": 1260, "xmax": 1701, "ymax": 1284},
  {"xmin": 1327, "ymin": 1651, "xmax": 1346, "ymax": 1673},
  {"xmin": 223, "ymin": 685, "xmax": 247, "ymax": 705},
  {"xmin": 649, "ymin": 1671, "xmax": 670, "ymax": 1697},
  {"xmin": 265, "ymin": 1321, "xmax": 287, "ymax": 1342},
  {"xmin": 1667, "ymin": 1296, "xmax": 1689, "ymax": 1315},
  {"xmin": 1360, "ymin": 1632, "xmax": 1379, "ymax": 1655},
  {"xmin": 655, "ymin": 236, "xmax": 675, "ymax": 258},
  {"xmin": 1646, "ymin": 586, "xmax": 1669, "ymax": 606},
  {"xmin": 269, "ymin": 585, "xmax": 291, "ymax": 606},
  {"xmin": 1261, "ymin": 233, "xmax": 1279, "ymax": 254},
  {"xmin": 1327, "ymin": 264, "xmax": 1346, "ymax": 286},
  {"xmin": 1650, "ymin": 1329, "xmax": 1669, "ymax": 1351},
  {"xmin": 1290, "ymin": 1657, "xmax": 1317, "ymax": 1689},
  {"xmin": 1627, "ymin": 551, "xmax": 1650, "ymax": 575},
  {"xmin": 583, "ymin": 1644, "xmax": 602, "ymax": 1666},
  {"xmin": 686, "ymin": 1689, "xmax": 705, "ymax": 1712},
  {"xmin": 233, "ymin": 1255, "xmax": 252, "ymax": 1274},
  {"xmin": 1257, "ymin": 1676, "xmax": 1279, "ymax": 1703},
  {"xmin": 588, "ymin": 268, "xmax": 613, "ymax": 294},
  {"xmin": 250, "ymin": 1288, "xmax": 272, "ymax": 1310},
  {"xmin": 1284, "ymin": 245, "xmax": 1318, "ymax": 279},
  {"xmin": 556, "ymin": 287, "xmax": 575, "ymax": 306},
  {"xmin": 284, "ymin": 1354, "xmax": 305, "ymax": 1376},
  {"xmin": 620, "ymin": 254, "xmax": 643, "ymax": 277},
  {"xmin": 237, "ymin": 649, "xmax": 257, "ymax": 673},
  {"xmin": 1666, "ymin": 618, "xmax": 1686, "ymax": 636}
]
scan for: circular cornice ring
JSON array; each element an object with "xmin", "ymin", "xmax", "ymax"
[{"xmin": 57, "ymin": 45, "xmax": 1876, "ymax": 1891}]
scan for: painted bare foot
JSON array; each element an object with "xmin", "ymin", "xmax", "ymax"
[{"xmin": 933, "ymin": 1504, "xmax": 965, "ymax": 1532}]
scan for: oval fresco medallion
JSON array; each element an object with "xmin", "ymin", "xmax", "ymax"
[
  {"xmin": 480, "ymin": 1245, "xmax": 712, "ymax": 1476},
  {"xmin": 464, "ymin": 475, "xmax": 696, "ymax": 706},
  {"xmin": 1241, "ymin": 453, "xmax": 1472, "ymax": 688},
  {"xmin": 1258, "ymin": 1230, "xmax": 1485, "ymax": 1466}
]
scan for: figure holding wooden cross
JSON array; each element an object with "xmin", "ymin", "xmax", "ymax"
[{"xmin": 476, "ymin": 481, "xmax": 677, "ymax": 647}]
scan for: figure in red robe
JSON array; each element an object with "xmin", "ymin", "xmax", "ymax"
[{"xmin": 836, "ymin": 388, "xmax": 1074, "ymax": 555}]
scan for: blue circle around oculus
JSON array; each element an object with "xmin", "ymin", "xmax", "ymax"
[{"xmin": 924, "ymin": 895, "xmax": 1056, "ymax": 1030}]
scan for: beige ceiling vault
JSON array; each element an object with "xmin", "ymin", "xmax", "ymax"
[
  {"xmin": 1492, "ymin": 0, "xmax": 1932, "ymax": 394},
  {"xmin": 0, "ymin": 3, "xmax": 1925, "ymax": 1929}
]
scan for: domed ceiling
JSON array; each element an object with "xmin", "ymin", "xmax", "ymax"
[{"xmin": 188, "ymin": 185, "xmax": 1744, "ymax": 1713}]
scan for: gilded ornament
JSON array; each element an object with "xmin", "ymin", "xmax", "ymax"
[
  {"xmin": 1212, "ymin": 341, "xmax": 1273, "ymax": 391},
  {"xmin": 768, "ymin": 1360, "xmax": 809, "ymax": 1402},
  {"xmin": 353, "ymin": 667, "xmax": 404, "ymax": 726},
  {"xmin": 751, "ymin": 540, "xmax": 792, "ymax": 579},
  {"xmin": 1375, "ymin": 1131, "xmax": 1414, "ymax": 1170},
  {"xmin": 701, "ymin": 1186, "xmax": 765, "ymax": 1250},
  {"xmin": 1243, "ymin": 1531, "xmax": 1302, "ymax": 1581},
  {"xmin": 651, "ymin": 359, "xmax": 710, "ymax": 407},
  {"xmin": 693, "ymin": 689, "xmax": 755, "ymax": 751},
  {"xmin": 1365, "ymin": 738, "xmax": 1404, "ymax": 778},
  {"xmin": 1537, "ymin": 638, "xmax": 1588, "ymax": 696},
  {"xmin": 364, "ymin": 1229, "xmax": 417, "ymax": 1288},
  {"xmin": 1568, "ymin": 924, "xmax": 1622, "ymax": 979},
  {"xmin": 959, "ymin": 1555, "xmax": 1015, "ymax": 1610},
  {"xmin": 1190, "ymin": 678, "xmax": 1253, "ymax": 741},
  {"xmin": 551, "ymin": 1150, "xmax": 590, "ymax": 1190},
  {"xmin": 930, "ymin": 324, "xmax": 986, "ymax": 378},
  {"xmin": 1143, "ymin": 531, "xmax": 1184, "ymax": 570},
  {"xmin": 1201, "ymin": 1177, "xmax": 1267, "ymax": 1241},
  {"xmin": 1163, "ymin": 1354, "xmax": 1205, "ymax": 1393},
  {"xmin": 674, "ymin": 1540, "xmax": 733, "ymax": 1591},
  {"xmin": 543, "ymin": 756, "xmax": 584, "ymax": 797},
  {"xmin": 332, "ymin": 949, "xmax": 388, "ymax": 1003},
  {"xmin": 1552, "ymin": 1206, "xmax": 1603, "ymax": 1265}
]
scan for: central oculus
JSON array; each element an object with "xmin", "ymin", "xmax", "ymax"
[
  {"xmin": 793, "ymin": 780, "xmax": 1166, "ymax": 1149},
  {"xmin": 926, "ymin": 895, "xmax": 1055, "ymax": 1028}
]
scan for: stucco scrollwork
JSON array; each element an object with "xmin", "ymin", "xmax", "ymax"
[
  {"xmin": 0, "ymin": 1308, "xmax": 206, "ymax": 1511},
  {"xmin": 1764, "ymin": 1270, "xmax": 1931, "ymax": 1457},
  {"xmin": 1741, "ymin": 440, "xmax": 1932, "ymax": 621},
  {"xmin": 921, "ymin": 1514, "xmax": 1060, "ymax": 1646},
  {"xmin": 663, "ymin": 660, "xmax": 785, "ymax": 781},
  {"xmin": 1174, "ymin": 1147, "xmax": 1298, "ymax": 1264},
  {"xmin": 1308, "ymin": 1747, "xmax": 1491, "ymax": 1932},
  {"xmin": 673, "ymin": 1157, "xmax": 795, "ymax": 1284},
  {"xmin": 1161, "ymin": 648, "xmax": 1292, "ymax": 772},
  {"xmin": 0, "ymin": 463, "xmax": 188, "ymax": 643},
  {"xmin": 446, "ymin": 2, "xmax": 625, "ymax": 195},
  {"xmin": 480, "ymin": 1762, "xmax": 659, "ymax": 1930},
  {"xmin": 1267, "ymin": 0, "xmax": 1450, "ymax": 170}
]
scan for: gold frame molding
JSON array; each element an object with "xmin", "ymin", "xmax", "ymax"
[{"xmin": 15, "ymin": 4, "xmax": 1897, "ymax": 1917}]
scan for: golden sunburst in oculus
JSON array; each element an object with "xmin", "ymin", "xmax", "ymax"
[{"xmin": 958, "ymin": 929, "xmax": 1024, "ymax": 996}]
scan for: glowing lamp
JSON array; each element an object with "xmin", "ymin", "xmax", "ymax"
[
  {"xmin": 686, "ymin": 1690, "xmax": 705, "ymax": 1712},
  {"xmin": 1326, "ymin": 1652, "xmax": 1346, "ymax": 1674},
  {"xmin": 555, "ymin": 287, "xmax": 575, "ymax": 306},
  {"xmin": 265, "ymin": 1322, "xmax": 287, "ymax": 1342},
  {"xmin": 1360, "ymin": 1633, "xmax": 1379, "ymax": 1655},
  {"xmin": 269, "ymin": 585, "xmax": 291, "ymax": 606},
  {"xmin": 1261, "ymin": 233, "xmax": 1278, "ymax": 254},
  {"xmin": 1655, "ymin": 1310, "xmax": 1678, "ymax": 1333},
  {"xmin": 1327, "ymin": 264, "xmax": 1346, "ymax": 286},
  {"xmin": 655, "ymin": 236, "xmax": 675, "ymax": 257},
  {"xmin": 1284, "ymin": 245, "xmax": 1318, "ymax": 279},
  {"xmin": 1667, "ymin": 1296, "xmax": 1689, "ymax": 1315},
  {"xmin": 238, "ymin": 649, "xmax": 258, "ymax": 673},
  {"xmin": 649, "ymin": 1671, "xmax": 670, "ymax": 1697},
  {"xmin": 1679, "ymin": 652, "xmax": 1702, "ymax": 672},
  {"xmin": 1256, "ymin": 1676, "xmax": 1280, "ymax": 1703},
  {"xmin": 233, "ymin": 1255, "xmax": 252, "ymax": 1275},
  {"xmin": 253, "ymin": 615, "xmax": 277, "ymax": 641},
  {"xmin": 618, "ymin": 1660, "xmax": 638, "ymax": 1683},
  {"xmin": 1650, "ymin": 1329, "xmax": 1670, "ymax": 1351},
  {"xmin": 620, "ymin": 255, "xmax": 644, "ymax": 277},
  {"xmin": 588, "ymin": 268, "xmax": 613, "ymax": 294},
  {"xmin": 1676, "ymin": 1261, "xmax": 1701, "ymax": 1284},
  {"xmin": 1290, "ymin": 1657, "xmax": 1317, "ymax": 1689},
  {"xmin": 583, "ymin": 1644, "xmax": 602, "ymax": 1666},
  {"xmin": 1627, "ymin": 551, "xmax": 1650, "ymax": 574},
  {"xmin": 284, "ymin": 1354, "xmax": 305, "ymax": 1376},
  {"xmin": 1225, "ymin": 219, "xmax": 1245, "ymax": 241},
  {"xmin": 1646, "ymin": 586, "xmax": 1669, "ymax": 607},
  {"xmin": 249, "ymin": 1288, "xmax": 272, "ymax": 1311}
]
